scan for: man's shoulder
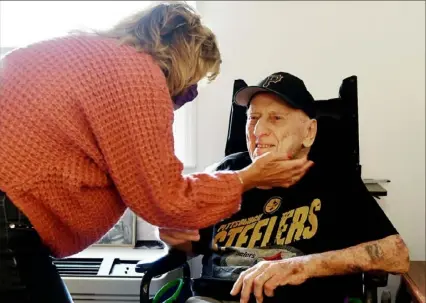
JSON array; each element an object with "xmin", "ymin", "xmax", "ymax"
[
  {"xmin": 302, "ymin": 162, "xmax": 361, "ymax": 188},
  {"xmin": 214, "ymin": 152, "xmax": 252, "ymax": 172}
]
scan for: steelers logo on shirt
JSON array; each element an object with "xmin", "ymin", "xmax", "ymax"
[{"xmin": 263, "ymin": 197, "xmax": 282, "ymax": 214}]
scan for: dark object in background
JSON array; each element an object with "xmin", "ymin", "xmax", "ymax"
[{"xmin": 225, "ymin": 79, "xmax": 248, "ymax": 157}]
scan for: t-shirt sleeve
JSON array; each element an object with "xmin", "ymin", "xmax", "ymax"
[
  {"xmin": 83, "ymin": 56, "xmax": 243, "ymax": 230},
  {"xmin": 343, "ymin": 173, "xmax": 398, "ymax": 246}
]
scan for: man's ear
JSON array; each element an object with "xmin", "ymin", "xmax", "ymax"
[{"xmin": 302, "ymin": 119, "xmax": 317, "ymax": 148}]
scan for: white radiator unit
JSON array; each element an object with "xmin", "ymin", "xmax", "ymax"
[{"xmin": 54, "ymin": 247, "xmax": 181, "ymax": 303}]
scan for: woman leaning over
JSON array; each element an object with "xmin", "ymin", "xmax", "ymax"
[{"xmin": 0, "ymin": 2, "xmax": 313, "ymax": 302}]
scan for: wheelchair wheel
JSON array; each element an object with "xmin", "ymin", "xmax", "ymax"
[{"xmin": 152, "ymin": 278, "xmax": 188, "ymax": 303}]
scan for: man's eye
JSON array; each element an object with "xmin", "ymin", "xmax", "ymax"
[
  {"xmin": 272, "ymin": 116, "xmax": 283, "ymax": 120},
  {"xmin": 248, "ymin": 116, "xmax": 259, "ymax": 120}
]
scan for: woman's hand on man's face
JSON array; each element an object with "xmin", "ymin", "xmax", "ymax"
[{"xmin": 238, "ymin": 151, "xmax": 314, "ymax": 191}]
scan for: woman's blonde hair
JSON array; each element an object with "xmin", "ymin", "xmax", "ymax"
[{"xmin": 98, "ymin": 1, "xmax": 221, "ymax": 96}]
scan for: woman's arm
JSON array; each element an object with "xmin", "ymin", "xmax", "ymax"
[
  {"xmin": 83, "ymin": 56, "xmax": 245, "ymax": 229},
  {"xmin": 156, "ymin": 227, "xmax": 197, "ymax": 255}
]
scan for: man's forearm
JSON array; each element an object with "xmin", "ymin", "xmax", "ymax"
[{"xmin": 307, "ymin": 235, "xmax": 409, "ymax": 278}]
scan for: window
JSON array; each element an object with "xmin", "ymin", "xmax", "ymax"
[{"xmin": 0, "ymin": 1, "xmax": 197, "ymax": 169}]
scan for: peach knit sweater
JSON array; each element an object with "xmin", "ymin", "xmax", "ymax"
[{"xmin": 0, "ymin": 35, "xmax": 242, "ymax": 257}]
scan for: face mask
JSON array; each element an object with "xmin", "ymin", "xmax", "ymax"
[{"xmin": 172, "ymin": 84, "xmax": 198, "ymax": 109}]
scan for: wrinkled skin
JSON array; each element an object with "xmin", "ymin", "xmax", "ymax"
[
  {"xmin": 245, "ymin": 93, "xmax": 317, "ymax": 161},
  {"xmin": 246, "ymin": 93, "xmax": 317, "ymax": 189},
  {"xmin": 231, "ymin": 235, "xmax": 409, "ymax": 303}
]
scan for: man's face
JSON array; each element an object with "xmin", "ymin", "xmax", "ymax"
[{"xmin": 246, "ymin": 93, "xmax": 313, "ymax": 160}]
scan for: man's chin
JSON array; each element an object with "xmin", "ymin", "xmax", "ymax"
[
  {"xmin": 251, "ymin": 148, "xmax": 295, "ymax": 160},
  {"xmin": 253, "ymin": 148, "xmax": 274, "ymax": 158}
]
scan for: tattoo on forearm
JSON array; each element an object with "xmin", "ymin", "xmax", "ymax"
[{"xmin": 365, "ymin": 243, "xmax": 384, "ymax": 261}]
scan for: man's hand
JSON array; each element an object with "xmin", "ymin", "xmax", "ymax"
[
  {"xmin": 157, "ymin": 228, "xmax": 200, "ymax": 246},
  {"xmin": 230, "ymin": 257, "xmax": 312, "ymax": 303}
]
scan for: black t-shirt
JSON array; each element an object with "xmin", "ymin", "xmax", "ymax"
[{"xmin": 192, "ymin": 152, "xmax": 398, "ymax": 303}]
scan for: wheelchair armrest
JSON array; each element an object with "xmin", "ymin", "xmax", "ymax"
[
  {"xmin": 138, "ymin": 249, "xmax": 190, "ymax": 303},
  {"xmin": 363, "ymin": 271, "xmax": 388, "ymax": 303},
  {"xmin": 135, "ymin": 248, "xmax": 188, "ymax": 276},
  {"xmin": 363, "ymin": 271, "xmax": 388, "ymax": 288}
]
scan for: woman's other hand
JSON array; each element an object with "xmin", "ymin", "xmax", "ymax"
[
  {"xmin": 237, "ymin": 152, "xmax": 314, "ymax": 191},
  {"xmin": 157, "ymin": 227, "xmax": 200, "ymax": 247}
]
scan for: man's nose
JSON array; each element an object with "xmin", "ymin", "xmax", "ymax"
[{"xmin": 253, "ymin": 119, "xmax": 270, "ymax": 138}]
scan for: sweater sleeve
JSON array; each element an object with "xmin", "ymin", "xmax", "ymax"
[{"xmin": 84, "ymin": 57, "xmax": 243, "ymax": 229}]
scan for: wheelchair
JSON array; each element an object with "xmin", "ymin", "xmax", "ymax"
[{"xmin": 136, "ymin": 76, "xmax": 389, "ymax": 303}]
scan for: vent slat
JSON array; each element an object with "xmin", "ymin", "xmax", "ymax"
[{"xmin": 52, "ymin": 258, "xmax": 102, "ymax": 276}]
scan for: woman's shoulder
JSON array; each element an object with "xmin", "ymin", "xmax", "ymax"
[
  {"xmin": 3, "ymin": 34, "xmax": 164, "ymax": 82},
  {"xmin": 67, "ymin": 35, "xmax": 170, "ymax": 103},
  {"xmin": 72, "ymin": 34, "xmax": 165, "ymax": 79}
]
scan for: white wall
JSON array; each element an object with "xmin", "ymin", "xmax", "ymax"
[{"xmin": 194, "ymin": 1, "xmax": 425, "ymax": 261}]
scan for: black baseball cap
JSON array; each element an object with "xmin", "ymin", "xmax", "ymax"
[{"xmin": 233, "ymin": 72, "xmax": 316, "ymax": 118}]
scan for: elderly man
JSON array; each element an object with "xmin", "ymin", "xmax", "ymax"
[{"xmin": 159, "ymin": 72, "xmax": 409, "ymax": 303}]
